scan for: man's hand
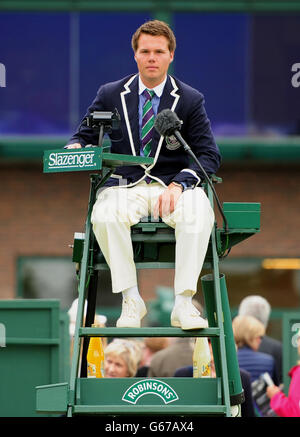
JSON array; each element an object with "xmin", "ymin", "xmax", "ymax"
[
  {"xmin": 65, "ymin": 143, "xmax": 82, "ymax": 149},
  {"xmin": 153, "ymin": 182, "xmax": 183, "ymax": 219}
]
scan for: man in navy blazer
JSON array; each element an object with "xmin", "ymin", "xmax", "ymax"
[
  {"xmin": 67, "ymin": 74, "xmax": 220, "ymax": 189},
  {"xmin": 66, "ymin": 20, "xmax": 221, "ymax": 330}
]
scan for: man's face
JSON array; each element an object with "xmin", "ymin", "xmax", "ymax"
[{"xmin": 134, "ymin": 33, "xmax": 174, "ymax": 88}]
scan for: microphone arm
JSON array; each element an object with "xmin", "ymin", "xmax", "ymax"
[{"xmin": 172, "ymin": 130, "xmax": 229, "ymax": 234}]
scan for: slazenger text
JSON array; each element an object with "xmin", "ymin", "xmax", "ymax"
[{"xmin": 49, "ymin": 152, "xmax": 95, "ymax": 168}]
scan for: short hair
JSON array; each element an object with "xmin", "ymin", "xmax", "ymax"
[
  {"xmin": 104, "ymin": 339, "xmax": 140, "ymax": 377},
  {"xmin": 131, "ymin": 20, "xmax": 176, "ymax": 53},
  {"xmin": 232, "ymin": 315, "xmax": 265, "ymax": 348},
  {"xmin": 238, "ymin": 295, "xmax": 271, "ymax": 327},
  {"xmin": 144, "ymin": 337, "xmax": 169, "ymax": 352}
]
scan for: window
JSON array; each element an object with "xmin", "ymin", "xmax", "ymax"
[
  {"xmin": 212, "ymin": 257, "xmax": 300, "ymax": 340},
  {"xmin": 17, "ymin": 256, "xmax": 78, "ymax": 310}
]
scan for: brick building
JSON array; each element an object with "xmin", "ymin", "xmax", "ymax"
[
  {"xmin": 1, "ymin": 153, "xmax": 300, "ymax": 325},
  {"xmin": 1, "ymin": 5, "xmax": 300, "ymax": 336}
]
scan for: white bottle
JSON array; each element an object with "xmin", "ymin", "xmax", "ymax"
[{"xmin": 193, "ymin": 337, "xmax": 212, "ymax": 378}]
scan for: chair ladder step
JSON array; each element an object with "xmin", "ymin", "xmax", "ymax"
[{"xmin": 79, "ymin": 327, "xmax": 220, "ymax": 338}]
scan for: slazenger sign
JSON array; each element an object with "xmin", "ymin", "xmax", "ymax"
[
  {"xmin": 43, "ymin": 148, "xmax": 101, "ymax": 173},
  {"xmin": 122, "ymin": 379, "xmax": 179, "ymax": 405}
]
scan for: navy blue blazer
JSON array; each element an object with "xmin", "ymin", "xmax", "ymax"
[
  {"xmin": 237, "ymin": 346, "xmax": 279, "ymax": 385},
  {"xmin": 67, "ymin": 74, "xmax": 221, "ymax": 188}
]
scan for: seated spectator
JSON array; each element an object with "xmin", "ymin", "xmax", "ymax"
[
  {"xmin": 232, "ymin": 315, "xmax": 278, "ymax": 385},
  {"xmin": 238, "ymin": 295, "xmax": 283, "ymax": 383},
  {"xmin": 104, "ymin": 339, "xmax": 140, "ymax": 378},
  {"xmin": 148, "ymin": 337, "xmax": 194, "ymax": 377},
  {"xmin": 136, "ymin": 337, "xmax": 169, "ymax": 377}
]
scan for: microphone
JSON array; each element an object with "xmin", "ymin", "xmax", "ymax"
[
  {"xmin": 154, "ymin": 109, "xmax": 229, "ymax": 235},
  {"xmin": 154, "ymin": 109, "xmax": 191, "ymax": 152},
  {"xmin": 154, "ymin": 109, "xmax": 182, "ymax": 136}
]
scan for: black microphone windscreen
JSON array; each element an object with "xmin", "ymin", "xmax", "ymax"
[{"xmin": 154, "ymin": 109, "xmax": 182, "ymax": 136}]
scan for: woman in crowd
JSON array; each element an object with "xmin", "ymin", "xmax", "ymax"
[
  {"xmin": 232, "ymin": 314, "xmax": 278, "ymax": 384},
  {"xmin": 104, "ymin": 339, "xmax": 141, "ymax": 378}
]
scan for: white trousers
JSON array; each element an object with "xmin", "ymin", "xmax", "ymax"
[{"xmin": 91, "ymin": 181, "xmax": 214, "ymax": 294}]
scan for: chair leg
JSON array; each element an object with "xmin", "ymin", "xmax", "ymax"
[
  {"xmin": 80, "ymin": 271, "xmax": 98, "ymax": 377},
  {"xmin": 201, "ymin": 273, "xmax": 244, "ymax": 407}
]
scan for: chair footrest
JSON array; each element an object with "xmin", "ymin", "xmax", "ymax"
[
  {"xmin": 72, "ymin": 404, "xmax": 228, "ymax": 415},
  {"xmin": 79, "ymin": 327, "xmax": 220, "ymax": 338}
]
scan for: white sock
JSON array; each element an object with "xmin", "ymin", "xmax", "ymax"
[
  {"xmin": 122, "ymin": 285, "xmax": 141, "ymax": 301},
  {"xmin": 174, "ymin": 290, "xmax": 193, "ymax": 307}
]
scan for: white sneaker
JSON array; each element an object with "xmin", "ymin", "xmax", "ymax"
[
  {"xmin": 171, "ymin": 301, "xmax": 208, "ymax": 330},
  {"xmin": 116, "ymin": 297, "xmax": 147, "ymax": 328}
]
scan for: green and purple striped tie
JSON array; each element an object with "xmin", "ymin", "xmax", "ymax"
[{"xmin": 141, "ymin": 89, "xmax": 155, "ymax": 157}]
